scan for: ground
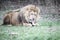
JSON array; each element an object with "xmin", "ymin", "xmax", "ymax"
[{"xmin": 0, "ymin": 26, "xmax": 60, "ymax": 40}]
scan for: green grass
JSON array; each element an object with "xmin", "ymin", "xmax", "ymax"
[{"xmin": 0, "ymin": 26, "xmax": 60, "ymax": 40}]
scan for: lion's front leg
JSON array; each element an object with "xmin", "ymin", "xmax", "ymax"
[{"xmin": 23, "ymin": 23, "xmax": 32, "ymax": 26}]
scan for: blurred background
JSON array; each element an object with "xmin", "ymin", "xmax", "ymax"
[{"xmin": 0, "ymin": 0, "xmax": 60, "ymax": 26}]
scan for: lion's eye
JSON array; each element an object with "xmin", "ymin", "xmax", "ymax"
[{"xmin": 30, "ymin": 13, "xmax": 36, "ymax": 16}]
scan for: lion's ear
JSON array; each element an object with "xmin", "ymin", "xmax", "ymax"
[{"xmin": 35, "ymin": 6, "xmax": 40, "ymax": 15}]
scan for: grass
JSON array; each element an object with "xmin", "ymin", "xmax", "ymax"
[{"xmin": 0, "ymin": 26, "xmax": 60, "ymax": 40}]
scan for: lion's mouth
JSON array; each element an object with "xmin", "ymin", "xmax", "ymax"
[
  {"xmin": 29, "ymin": 22, "xmax": 32, "ymax": 24},
  {"xmin": 29, "ymin": 22, "xmax": 35, "ymax": 26}
]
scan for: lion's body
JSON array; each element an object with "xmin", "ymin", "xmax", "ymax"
[
  {"xmin": 2, "ymin": 5, "xmax": 40, "ymax": 26},
  {"xmin": 3, "ymin": 11, "xmax": 23, "ymax": 26}
]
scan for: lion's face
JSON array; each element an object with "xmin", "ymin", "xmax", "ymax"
[
  {"xmin": 20, "ymin": 5, "xmax": 40, "ymax": 26},
  {"xmin": 25, "ymin": 10, "xmax": 39, "ymax": 26},
  {"xmin": 28, "ymin": 12, "xmax": 37, "ymax": 22}
]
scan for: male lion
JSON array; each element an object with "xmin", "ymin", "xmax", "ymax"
[{"xmin": 2, "ymin": 5, "xmax": 40, "ymax": 26}]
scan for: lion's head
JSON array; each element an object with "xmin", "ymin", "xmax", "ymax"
[{"xmin": 20, "ymin": 5, "xmax": 40, "ymax": 26}]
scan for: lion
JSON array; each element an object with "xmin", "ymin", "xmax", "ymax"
[
  {"xmin": 20, "ymin": 5, "xmax": 40, "ymax": 26},
  {"xmin": 2, "ymin": 5, "xmax": 40, "ymax": 26}
]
